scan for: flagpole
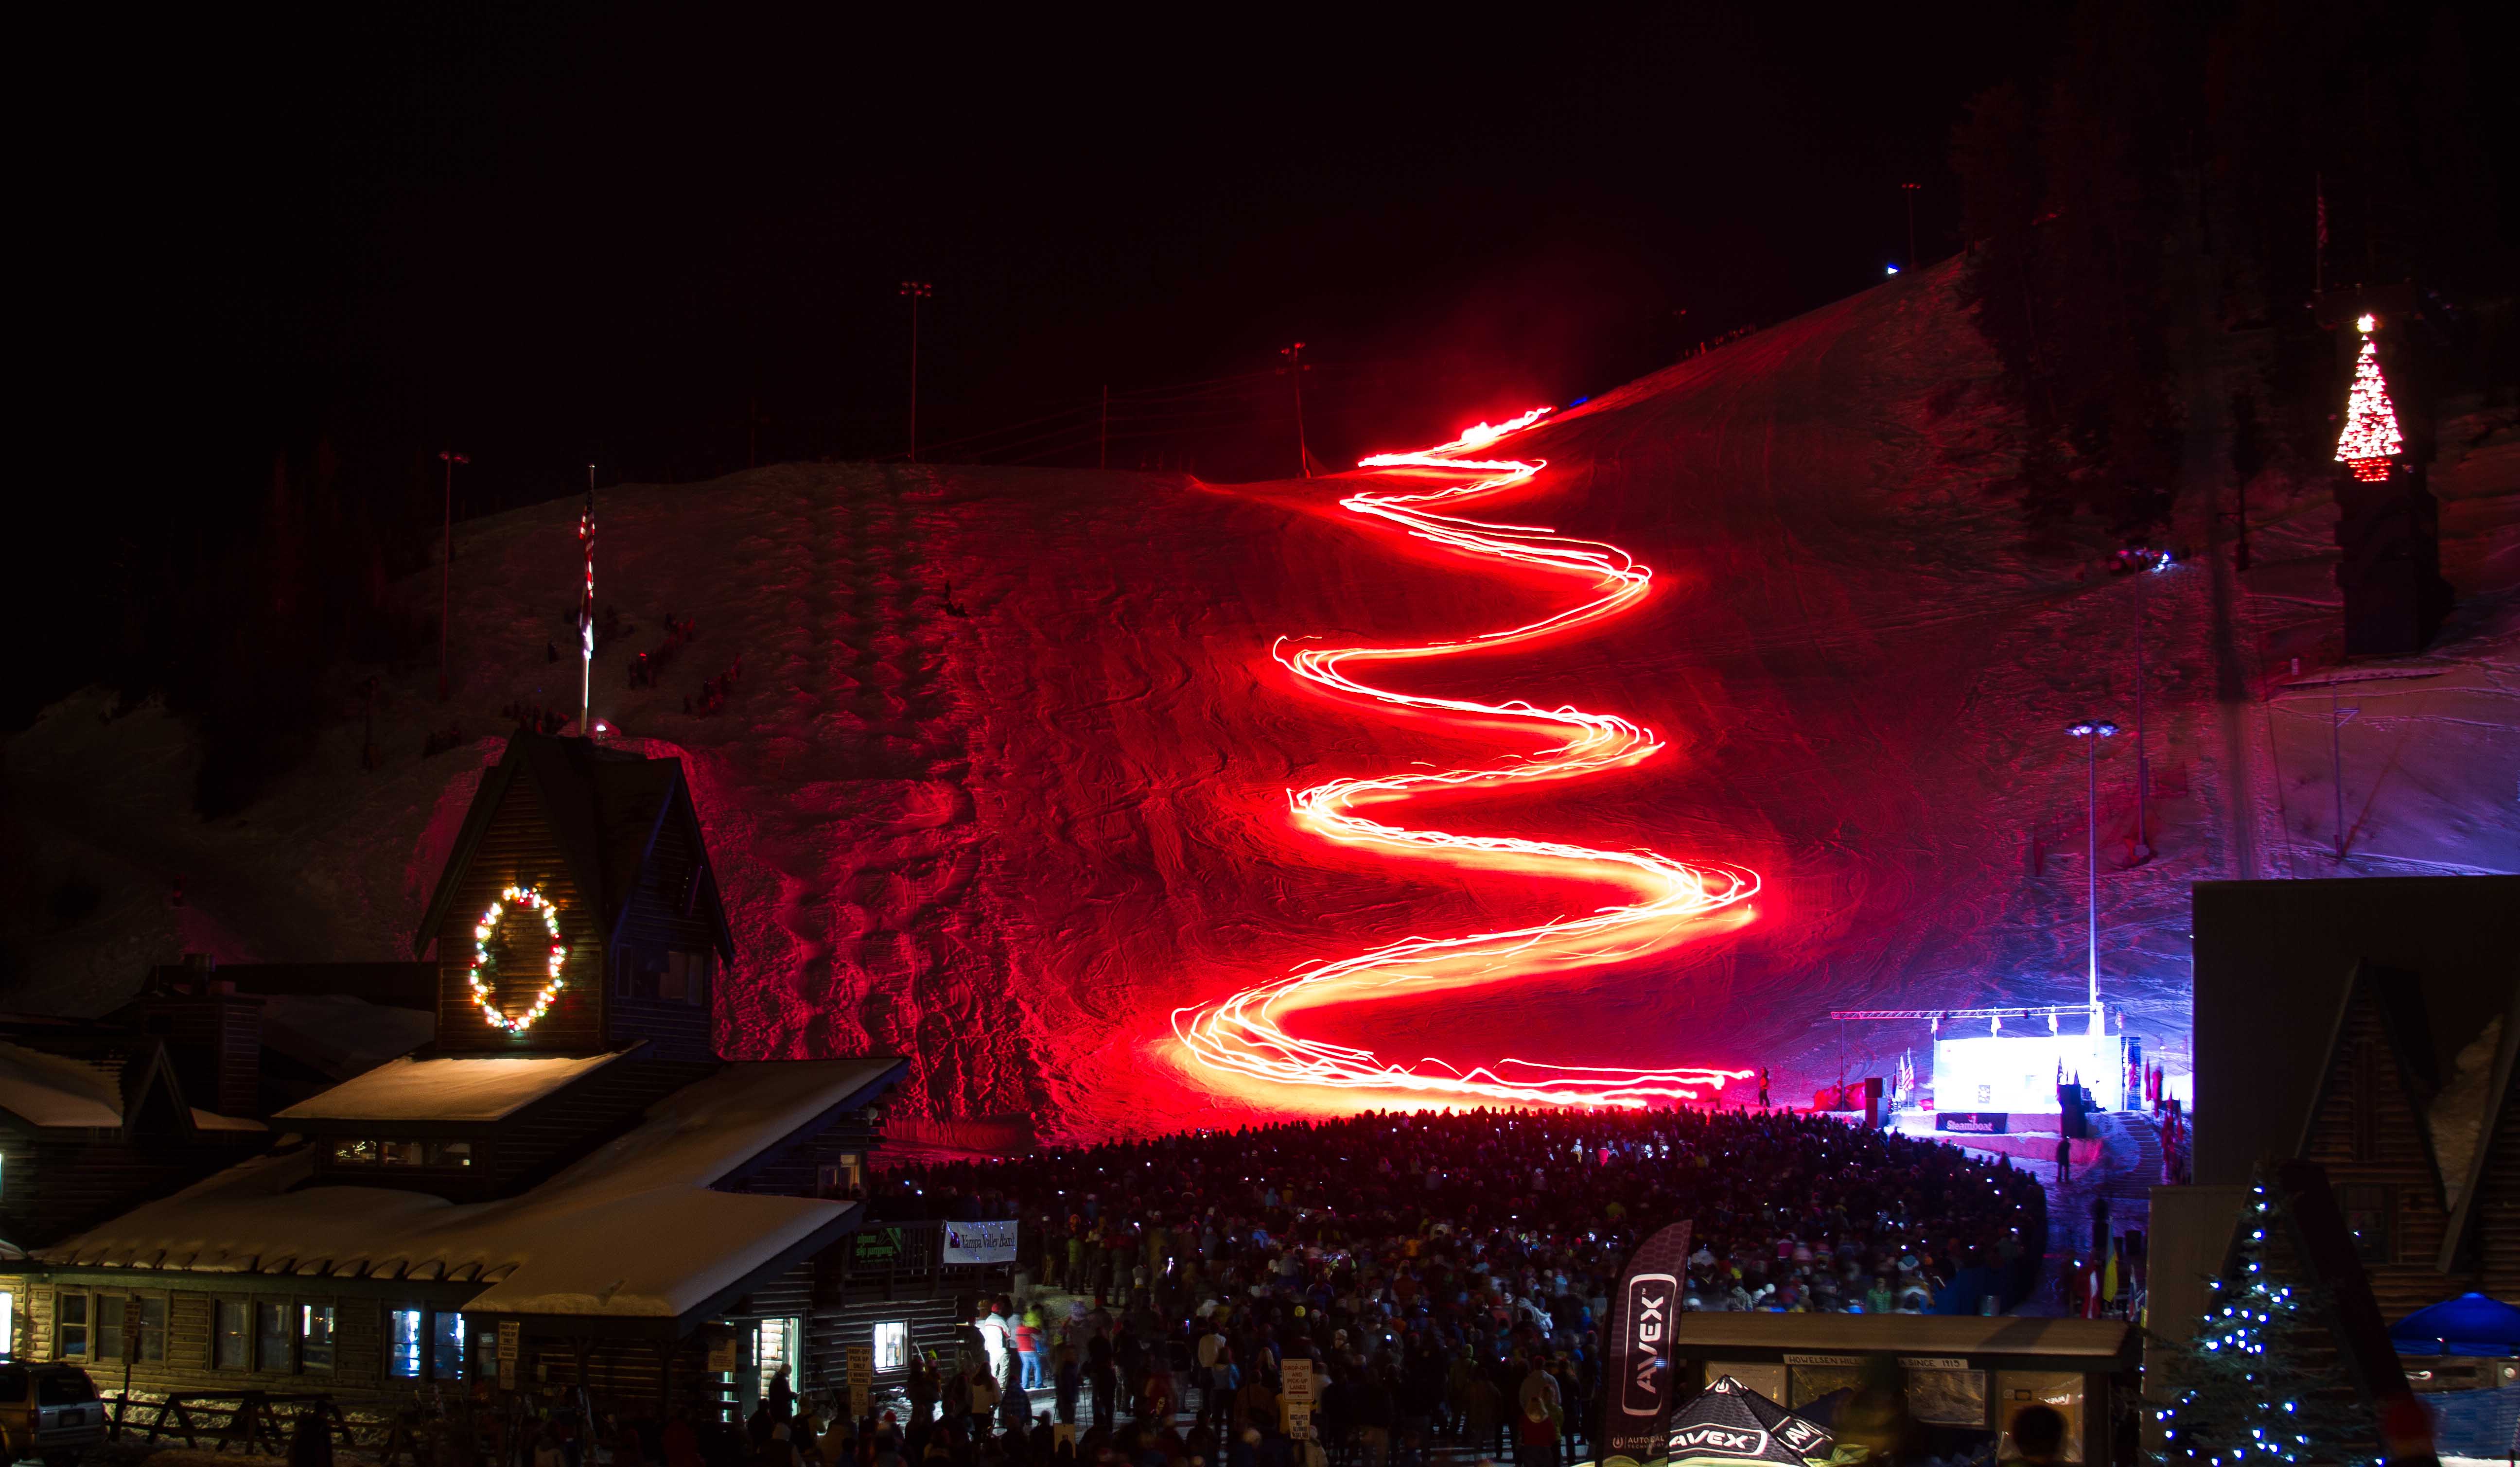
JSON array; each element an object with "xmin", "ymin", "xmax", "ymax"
[{"xmin": 580, "ymin": 464, "xmax": 595, "ymax": 737}]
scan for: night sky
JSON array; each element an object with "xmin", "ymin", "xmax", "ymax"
[
  {"xmin": 35, "ymin": 1, "xmax": 2502, "ymax": 745},
  {"xmin": 87, "ymin": 5, "xmax": 2072, "ymax": 499}
]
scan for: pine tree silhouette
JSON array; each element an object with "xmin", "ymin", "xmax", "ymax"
[{"xmin": 2152, "ymin": 1168, "xmax": 2375, "ymax": 1465}]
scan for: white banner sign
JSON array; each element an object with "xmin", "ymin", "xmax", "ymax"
[{"xmin": 942, "ymin": 1219, "xmax": 1020, "ymax": 1265}]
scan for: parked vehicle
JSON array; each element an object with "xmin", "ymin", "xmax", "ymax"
[{"xmin": 0, "ymin": 1363, "xmax": 103, "ymax": 1467}]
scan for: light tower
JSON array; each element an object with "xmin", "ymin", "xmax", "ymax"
[
  {"xmin": 2066, "ymin": 719, "xmax": 2118, "ymax": 1039},
  {"xmin": 899, "ymin": 280, "xmax": 932, "ymax": 461},
  {"xmin": 578, "ymin": 465, "xmax": 595, "ymax": 737},
  {"xmin": 1279, "ymin": 342, "xmax": 1309, "ymax": 478},
  {"xmin": 437, "ymin": 450, "xmax": 467, "ymax": 700}
]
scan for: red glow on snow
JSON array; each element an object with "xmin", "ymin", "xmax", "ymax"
[{"xmin": 1172, "ymin": 408, "xmax": 1761, "ymax": 1111}]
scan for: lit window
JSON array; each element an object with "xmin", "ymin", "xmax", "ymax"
[
  {"xmin": 817, "ymin": 1153, "xmax": 864, "ymax": 1198},
  {"xmin": 390, "ymin": 1309, "xmax": 423, "ymax": 1379},
  {"xmin": 57, "ymin": 1293, "xmax": 89, "ymax": 1359},
  {"xmin": 301, "ymin": 1305, "xmax": 336, "ymax": 1372},
  {"xmin": 874, "ymin": 1321, "xmax": 910, "ymax": 1373},
  {"xmin": 757, "ymin": 1318, "xmax": 796, "ymax": 1403},
  {"xmin": 96, "ymin": 1298, "xmax": 122, "ymax": 1363},
  {"xmin": 0, "ymin": 1290, "xmax": 13, "ymax": 1362},
  {"xmin": 433, "ymin": 1311, "xmax": 464, "ymax": 1380},
  {"xmin": 256, "ymin": 1302, "xmax": 291, "ymax": 1372},
  {"xmin": 333, "ymin": 1139, "xmax": 380, "ymax": 1165},
  {"xmin": 216, "ymin": 1300, "xmax": 250, "ymax": 1369}
]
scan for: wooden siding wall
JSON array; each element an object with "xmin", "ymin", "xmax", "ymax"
[
  {"xmin": 490, "ymin": 1060, "xmax": 720, "ymax": 1191},
  {"xmin": 2301, "ymin": 998, "xmax": 2468, "ymax": 1317},
  {"xmin": 740, "ymin": 1257, "xmax": 994, "ymax": 1394},
  {"xmin": 435, "ymin": 774, "xmax": 606, "ymax": 1053},
  {"xmin": 22, "ymin": 1283, "xmax": 398, "ymax": 1394},
  {"xmin": 719, "ymin": 1120, "xmax": 882, "ymax": 1198},
  {"xmin": 2473, "ymin": 1067, "xmax": 2520, "ymax": 1301},
  {"xmin": 527, "ymin": 1333, "xmax": 731, "ymax": 1420},
  {"xmin": 143, "ymin": 997, "xmax": 264, "ymax": 1118},
  {"xmin": 817, "ymin": 1295, "xmax": 974, "ymax": 1388},
  {"xmin": 607, "ymin": 797, "xmax": 718, "ymax": 1063},
  {"xmin": 0, "ymin": 1127, "xmax": 265, "ymax": 1253}
]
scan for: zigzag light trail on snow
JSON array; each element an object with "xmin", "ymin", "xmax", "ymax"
[{"xmin": 1172, "ymin": 407, "xmax": 1761, "ymax": 1109}]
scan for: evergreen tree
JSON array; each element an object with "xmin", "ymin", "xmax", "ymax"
[{"xmin": 2152, "ymin": 1172, "xmax": 2374, "ymax": 1465}]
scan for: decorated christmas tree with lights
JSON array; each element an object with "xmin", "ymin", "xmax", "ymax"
[
  {"xmin": 2152, "ymin": 1171, "xmax": 2376, "ymax": 1465},
  {"xmin": 2334, "ymin": 315, "xmax": 2405, "ymax": 483}
]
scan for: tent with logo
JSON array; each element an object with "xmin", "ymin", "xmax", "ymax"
[{"xmin": 1664, "ymin": 1376, "xmax": 1838, "ymax": 1467}]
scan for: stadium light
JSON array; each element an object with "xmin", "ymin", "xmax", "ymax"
[{"xmin": 2066, "ymin": 720, "xmax": 2118, "ymax": 1033}]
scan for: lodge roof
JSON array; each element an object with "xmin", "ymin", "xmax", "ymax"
[
  {"xmin": 38, "ymin": 1056, "xmax": 906, "ymax": 1327},
  {"xmin": 415, "ymin": 734, "xmax": 734, "ymax": 962},
  {"xmin": 270, "ymin": 1050, "xmax": 630, "ymax": 1124},
  {"xmin": 0, "ymin": 1037, "xmax": 263, "ymax": 1135},
  {"xmin": 2192, "ymin": 876, "xmax": 2520, "ymax": 1189}
]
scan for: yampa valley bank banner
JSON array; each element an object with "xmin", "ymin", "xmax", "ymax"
[{"xmin": 943, "ymin": 1220, "xmax": 1020, "ymax": 1264}]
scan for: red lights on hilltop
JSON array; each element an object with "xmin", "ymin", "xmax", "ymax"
[{"xmin": 1171, "ymin": 409, "xmax": 1760, "ymax": 1111}]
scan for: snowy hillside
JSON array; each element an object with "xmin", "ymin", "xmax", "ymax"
[{"xmin": 6, "ymin": 261, "xmax": 2514, "ymax": 1140}]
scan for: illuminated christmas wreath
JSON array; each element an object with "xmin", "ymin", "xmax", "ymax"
[{"xmin": 469, "ymin": 885, "xmax": 570, "ymax": 1033}]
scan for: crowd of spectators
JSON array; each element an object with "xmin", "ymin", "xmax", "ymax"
[{"xmin": 847, "ymin": 1107, "xmax": 2046, "ymax": 1467}]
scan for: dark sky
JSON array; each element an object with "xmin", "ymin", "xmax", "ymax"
[{"xmin": 76, "ymin": 3, "xmax": 2072, "ymax": 505}]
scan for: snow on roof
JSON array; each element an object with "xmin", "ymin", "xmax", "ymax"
[
  {"xmin": 190, "ymin": 1109, "xmax": 268, "ymax": 1133},
  {"xmin": 0, "ymin": 1041, "xmax": 123, "ymax": 1128},
  {"xmin": 272, "ymin": 1051, "xmax": 628, "ymax": 1123},
  {"xmin": 42, "ymin": 1057, "xmax": 904, "ymax": 1322}
]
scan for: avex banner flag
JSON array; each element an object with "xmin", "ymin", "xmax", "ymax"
[
  {"xmin": 1665, "ymin": 1377, "xmax": 1838, "ymax": 1467},
  {"xmin": 1605, "ymin": 1219, "xmax": 1694, "ymax": 1464}
]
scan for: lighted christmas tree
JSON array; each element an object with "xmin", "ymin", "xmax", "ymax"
[
  {"xmin": 2152, "ymin": 1171, "xmax": 2376, "ymax": 1465},
  {"xmin": 2334, "ymin": 315, "xmax": 2404, "ymax": 483}
]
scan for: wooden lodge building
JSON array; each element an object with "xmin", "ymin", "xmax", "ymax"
[
  {"xmin": 2166, "ymin": 875, "xmax": 2520, "ymax": 1406},
  {"xmin": 2, "ymin": 734, "xmax": 1014, "ymax": 1421}
]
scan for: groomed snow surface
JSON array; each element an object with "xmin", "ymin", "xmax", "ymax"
[{"xmin": 3, "ymin": 261, "xmax": 2514, "ymax": 1140}]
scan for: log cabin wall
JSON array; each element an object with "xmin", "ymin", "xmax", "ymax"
[
  {"xmin": 489, "ymin": 1059, "xmax": 721, "ymax": 1192},
  {"xmin": 433, "ymin": 772, "xmax": 607, "ymax": 1054},
  {"xmin": 2470, "ymin": 1070, "xmax": 2520, "ymax": 1302},
  {"xmin": 18, "ymin": 1280, "xmax": 476, "ymax": 1403},
  {"xmin": 2301, "ymin": 995, "xmax": 2468, "ymax": 1317},
  {"xmin": 606, "ymin": 791, "xmax": 720, "ymax": 1063}
]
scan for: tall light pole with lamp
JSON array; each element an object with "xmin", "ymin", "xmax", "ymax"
[
  {"xmin": 1900, "ymin": 182, "xmax": 1921, "ymax": 273},
  {"xmin": 1279, "ymin": 342, "xmax": 1310, "ymax": 478},
  {"xmin": 899, "ymin": 280, "xmax": 932, "ymax": 461},
  {"xmin": 2066, "ymin": 719, "xmax": 2118, "ymax": 1042},
  {"xmin": 438, "ymin": 450, "xmax": 467, "ymax": 701},
  {"xmin": 2126, "ymin": 547, "xmax": 2175, "ymax": 861}
]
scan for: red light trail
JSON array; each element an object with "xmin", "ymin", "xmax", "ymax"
[{"xmin": 1172, "ymin": 408, "xmax": 1761, "ymax": 1110}]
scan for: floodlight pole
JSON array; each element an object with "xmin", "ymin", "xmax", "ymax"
[
  {"xmin": 2129, "ymin": 549, "xmax": 2175, "ymax": 862},
  {"xmin": 899, "ymin": 281, "xmax": 932, "ymax": 461},
  {"xmin": 2067, "ymin": 720, "xmax": 2118, "ymax": 1034},
  {"xmin": 1281, "ymin": 342, "xmax": 1309, "ymax": 478},
  {"xmin": 438, "ymin": 450, "xmax": 467, "ymax": 701},
  {"xmin": 580, "ymin": 464, "xmax": 595, "ymax": 737}
]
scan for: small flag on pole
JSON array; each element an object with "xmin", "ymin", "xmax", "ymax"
[{"xmin": 579, "ymin": 466, "xmax": 595, "ymax": 735}]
